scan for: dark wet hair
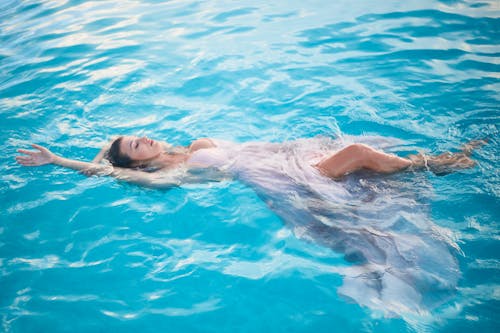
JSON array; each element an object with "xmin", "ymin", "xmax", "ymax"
[{"xmin": 107, "ymin": 137, "xmax": 133, "ymax": 168}]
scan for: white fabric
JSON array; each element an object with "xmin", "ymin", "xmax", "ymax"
[{"xmin": 187, "ymin": 136, "xmax": 459, "ymax": 315}]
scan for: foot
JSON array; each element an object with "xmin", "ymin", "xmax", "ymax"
[
  {"xmin": 427, "ymin": 152, "xmax": 476, "ymax": 175},
  {"xmin": 407, "ymin": 139, "xmax": 487, "ymax": 176},
  {"xmin": 460, "ymin": 139, "xmax": 488, "ymax": 156},
  {"xmin": 408, "ymin": 151, "xmax": 476, "ymax": 176}
]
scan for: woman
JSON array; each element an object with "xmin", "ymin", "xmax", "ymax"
[
  {"xmin": 15, "ymin": 135, "xmax": 480, "ymax": 187},
  {"xmin": 14, "ymin": 135, "xmax": 484, "ymax": 314}
]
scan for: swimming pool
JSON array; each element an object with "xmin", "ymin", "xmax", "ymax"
[{"xmin": 1, "ymin": 0, "xmax": 499, "ymax": 332}]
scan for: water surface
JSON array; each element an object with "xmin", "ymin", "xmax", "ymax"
[{"xmin": 1, "ymin": 0, "xmax": 499, "ymax": 332}]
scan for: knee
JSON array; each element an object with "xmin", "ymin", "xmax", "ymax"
[
  {"xmin": 345, "ymin": 143, "xmax": 373, "ymax": 156},
  {"xmin": 344, "ymin": 143, "xmax": 376, "ymax": 168}
]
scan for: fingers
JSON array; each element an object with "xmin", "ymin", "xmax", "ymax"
[
  {"xmin": 31, "ymin": 143, "xmax": 49, "ymax": 153},
  {"xmin": 15, "ymin": 156, "xmax": 37, "ymax": 166},
  {"xmin": 16, "ymin": 155, "xmax": 34, "ymax": 163},
  {"xmin": 17, "ymin": 143, "xmax": 48, "ymax": 155},
  {"xmin": 17, "ymin": 149, "xmax": 37, "ymax": 156},
  {"xmin": 15, "ymin": 144, "xmax": 52, "ymax": 167}
]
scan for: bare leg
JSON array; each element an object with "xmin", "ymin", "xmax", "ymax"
[
  {"xmin": 314, "ymin": 143, "xmax": 411, "ymax": 179},
  {"xmin": 314, "ymin": 140, "xmax": 486, "ymax": 179}
]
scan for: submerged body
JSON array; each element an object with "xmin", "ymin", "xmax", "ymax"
[
  {"xmin": 189, "ymin": 136, "xmax": 460, "ymax": 314},
  {"xmin": 16, "ymin": 134, "xmax": 482, "ymax": 315}
]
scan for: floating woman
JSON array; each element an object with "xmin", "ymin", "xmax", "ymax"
[
  {"xmin": 15, "ymin": 135, "xmax": 485, "ymax": 315},
  {"xmin": 16, "ymin": 135, "xmax": 479, "ymax": 187}
]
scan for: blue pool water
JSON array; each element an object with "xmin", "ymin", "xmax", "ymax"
[{"xmin": 1, "ymin": 0, "xmax": 499, "ymax": 332}]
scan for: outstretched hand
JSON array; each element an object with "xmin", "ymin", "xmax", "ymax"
[{"xmin": 16, "ymin": 144, "xmax": 57, "ymax": 166}]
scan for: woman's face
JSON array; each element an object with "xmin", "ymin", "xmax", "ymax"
[{"xmin": 119, "ymin": 136, "xmax": 163, "ymax": 162}]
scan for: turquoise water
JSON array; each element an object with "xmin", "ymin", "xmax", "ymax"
[{"xmin": 1, "ymin": 0, "xmax": 499, "ymax": 332}]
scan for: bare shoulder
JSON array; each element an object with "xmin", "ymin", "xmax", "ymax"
[{"xmin": 189, "ymin": 138, "xmax": 216, "ymax": 152}]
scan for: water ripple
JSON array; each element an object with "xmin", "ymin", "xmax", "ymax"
[{"xmin": 1, "ymin": 0, "xmax": 499, "ymax": 332}]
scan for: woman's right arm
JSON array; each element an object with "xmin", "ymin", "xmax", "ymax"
[
  {"xmin": 16, "ymin": 144, "xmax": 180, "ymax": 189},
  {"xmin": 17, "ymin": 144, "xmax": 111, "ymax": 173}
]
